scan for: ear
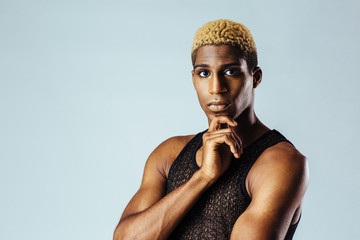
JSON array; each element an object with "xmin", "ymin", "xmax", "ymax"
[
  {"xmin": 192, "ymin": 70, "xmax": 195, "ymax": 86},
  {"xmin": 252, "ymin": 67, "xmax": 262, "ymax": 88}
]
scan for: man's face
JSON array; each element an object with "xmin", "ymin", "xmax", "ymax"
[{"xmin": 192, "ymin": 45, "xmax": 260, "ymax": 122}]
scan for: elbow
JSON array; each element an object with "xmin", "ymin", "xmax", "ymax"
[
  {"xmin": 113, "ymin": 224, "xmax": 123, "ymax": 240},
  {"xmin": 113, "ymin": 216, "xmax": 165, "ymax": 240},
  {"xmin": 113, "ymin": 223, "xmax": 131, "ymax": 240},
  {"xmin": 113, "ymin": 220, "xmax": 140, "ymax": 240}
]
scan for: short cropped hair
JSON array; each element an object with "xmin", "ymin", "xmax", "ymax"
[{"xmin": 191, "ymin": 19, "xmax": 258, "ymax": 71}]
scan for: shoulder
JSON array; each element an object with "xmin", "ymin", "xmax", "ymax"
[
  {"xmin": 259, "ymin": 141, "xmax": 307, "ymax": 171},
  {"xmin": 145, "ymin": 134, "xmax": 196, "ymax": 179},
  {"xmin": 247, "ymin": 141, "xmax": 309, "ymax": 201},
  {"xmin": 231, "ymin": 141, "xmax": 309, "ymax": 239}
]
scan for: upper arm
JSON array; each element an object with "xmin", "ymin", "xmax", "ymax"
[
  {"xmin": 231, "ymin": 142, "xmax": 309, "ymax": 240},
  {"xmin": 119, "ymin": 136, "xmax": 192, "ymax": 221}
]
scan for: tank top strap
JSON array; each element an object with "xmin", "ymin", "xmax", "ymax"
[{"xmin": 240, "ymin": 129, "xmax": 293, "ymax": 201}]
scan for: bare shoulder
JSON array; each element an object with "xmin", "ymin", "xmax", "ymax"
[
  {"xmin": 252, "ymin": 141, "xmax": 308, "ymax": 177},
  {"xmin": 264, "ymin": 142, "xmax": 308, "ymax": 176},
  {"xmin": 247, "ymin": 141, "xmax": 309, "ymax": 200},
  {"xmin": 145, "ymin": 134, "xmax": 196, "ymax": 180},
  {"xmin": 120, "ymin": 134, "xmax": 195, "ymax": 220},
  {"xmin": 259, "ymin": 141, "xmax": 307, "ymax": 170},
  {"xmin": 118, "ymin": 134, "xmax": 196, "ymax": 222}
]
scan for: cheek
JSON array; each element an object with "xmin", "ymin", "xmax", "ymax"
[
  {"xmin": 194, "ymin": 82, "xmax": 207, "ymax": 100},
  {"xmin": 194, "ymin": 83, "xmax": 210, "ymax": 112},
  {"xmin": 196, "ymin": 89, "xmax": 207, "ymax": 107},
  {"xmin": 232, "ymin": 81, "xmax": 253, "ymax": 106}
]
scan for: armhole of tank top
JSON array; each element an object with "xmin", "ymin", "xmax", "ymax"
[
  {"xmin": 191, "ymin": 133, "xmax": 203, "ymax": 171},
  {"xmin": 240, "ymin": 138, "xmax": 293, "ymax": 202},
  {"xmin": 167, "ymin": 131, "xmax": 204, "ymax": 179},
  {"xmin": 285, "ymin": 213, "xmax": 301, "ymax": 239}
]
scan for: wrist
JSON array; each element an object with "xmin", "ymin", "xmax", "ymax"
[{"xmin": 194, "ymin": 169, "xmax": 217, "ymax": 188}]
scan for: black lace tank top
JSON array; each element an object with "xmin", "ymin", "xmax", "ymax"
[{"xmin": 166, "ymin": 129, "xmax": 299, "ymax": 239}]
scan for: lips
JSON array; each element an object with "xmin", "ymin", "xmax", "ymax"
[{"xmin": 207, "ymin": 102, "xmax": 231, "ymax": 112}]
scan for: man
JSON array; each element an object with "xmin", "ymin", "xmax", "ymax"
[{"xmin": 113, "ymin": 19, "xmax": 309, "ymax": 240}]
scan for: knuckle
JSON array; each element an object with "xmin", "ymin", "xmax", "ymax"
[{"xmin": 211, "ymin": 116, "xmax": 219, "ymax": 123}]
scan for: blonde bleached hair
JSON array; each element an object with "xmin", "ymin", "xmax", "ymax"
[{"xmin": 191, "ymin": 19, "xmax": 258, "ymax": 71}]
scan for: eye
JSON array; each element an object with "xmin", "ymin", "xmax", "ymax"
[
  {"xmin": 197, "ymin": 70, "xmax": 210, "ymax": 78},
  {"xmin": 224, "ymin": 69, "xmax": 240, "ymax": 76}
]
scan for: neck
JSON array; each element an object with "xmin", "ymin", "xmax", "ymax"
[{"xmin": 233, "ymin": 108, "xmax": 270, "ymax": 148}]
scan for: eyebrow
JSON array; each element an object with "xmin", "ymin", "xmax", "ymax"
[
  {"xmin": 222, "ymin": 63, "xmax": 241, "ymax": 68},
  {"xmin": 193, "ymin": 64, "xmax": 209, "ymax": 69},
  {"xmin": 193, "ymin": 62, "xmax": 241, "ymax": 69}
]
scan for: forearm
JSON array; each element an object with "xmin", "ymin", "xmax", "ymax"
[{"xmin": 113, "ymin": 170, "xmax": 212, "ymax": 240}]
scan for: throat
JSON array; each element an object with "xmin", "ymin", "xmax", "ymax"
[{"xmin": 232, "ymin": 111, "xmax": 270, "ymax": 148}]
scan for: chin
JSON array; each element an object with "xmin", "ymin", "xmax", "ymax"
[
  {"xmin": 214, "ymin": 112, "xmax": 232, "ymax": 117},
  {"xmin": 207, "ymin": 111, "xmax": 235, "ymax": 120}
]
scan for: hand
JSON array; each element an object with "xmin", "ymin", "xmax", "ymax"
[{"xmin": 199, "ymin": 116, "xmax": 243, "ymax": 183}]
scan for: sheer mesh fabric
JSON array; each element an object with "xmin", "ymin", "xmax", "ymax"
[{"xmin": 166, "ymin": 130, "xmax": 298, "ymax": 240}]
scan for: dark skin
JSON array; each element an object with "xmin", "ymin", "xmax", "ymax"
[{"xmin": 113, "ymin": 45, "xmax": 309, "ymax": 240}]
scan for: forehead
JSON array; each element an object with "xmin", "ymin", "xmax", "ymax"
[{"xmin": 194, "ymin": 45, "xmax": 247, "ymax": 68}]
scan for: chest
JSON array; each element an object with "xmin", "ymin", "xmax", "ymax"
[{"xmin": 167, "ymin": 150, "xmax": 252, "ymax": 239}]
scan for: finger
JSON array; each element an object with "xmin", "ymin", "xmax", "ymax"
[
  {"xmin": 228, "ymin": 131, "xmax": 242, "ymax": 158},
  {"xmin": 209, "ymin": 116, "xmax": 237, "ymax": 131},
  {"xmin": 207, "ymin": 127, "xmax": 242, "ymax": 157},
  {"xmin": 204, "ymin": 134, "xmax": 239, "ymax": 157},
  {"xmin": 203, "ymin": 128, "xmax": 242, "ymax": 158},
  {"xmin": 230, "ymin": 129, "xmax": 243, "ymax": 156},
  {"xmin": 223, "ymin": 131, "xmax": 240, "ymax": 158},
  {"xmin": 202, "ymin": 128, "xmax": 234, "ymax": 145},
  {"xmin": 203, "ymin": 128, "xmax": 233, "ymax": 138}
]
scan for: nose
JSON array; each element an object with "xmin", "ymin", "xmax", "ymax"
[{"xmin": 209, "ymin": 73, "xmax": 227, "ymax": 94}]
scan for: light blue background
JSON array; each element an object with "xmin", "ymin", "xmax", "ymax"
[{"xmin": 1, "ymin": 0, "xmax": 359, "ymax": 239}]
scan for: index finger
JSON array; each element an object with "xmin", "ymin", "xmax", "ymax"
[{"xmin": 209, "ymin": 116, "xmax": 237, "ymax": 131}]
